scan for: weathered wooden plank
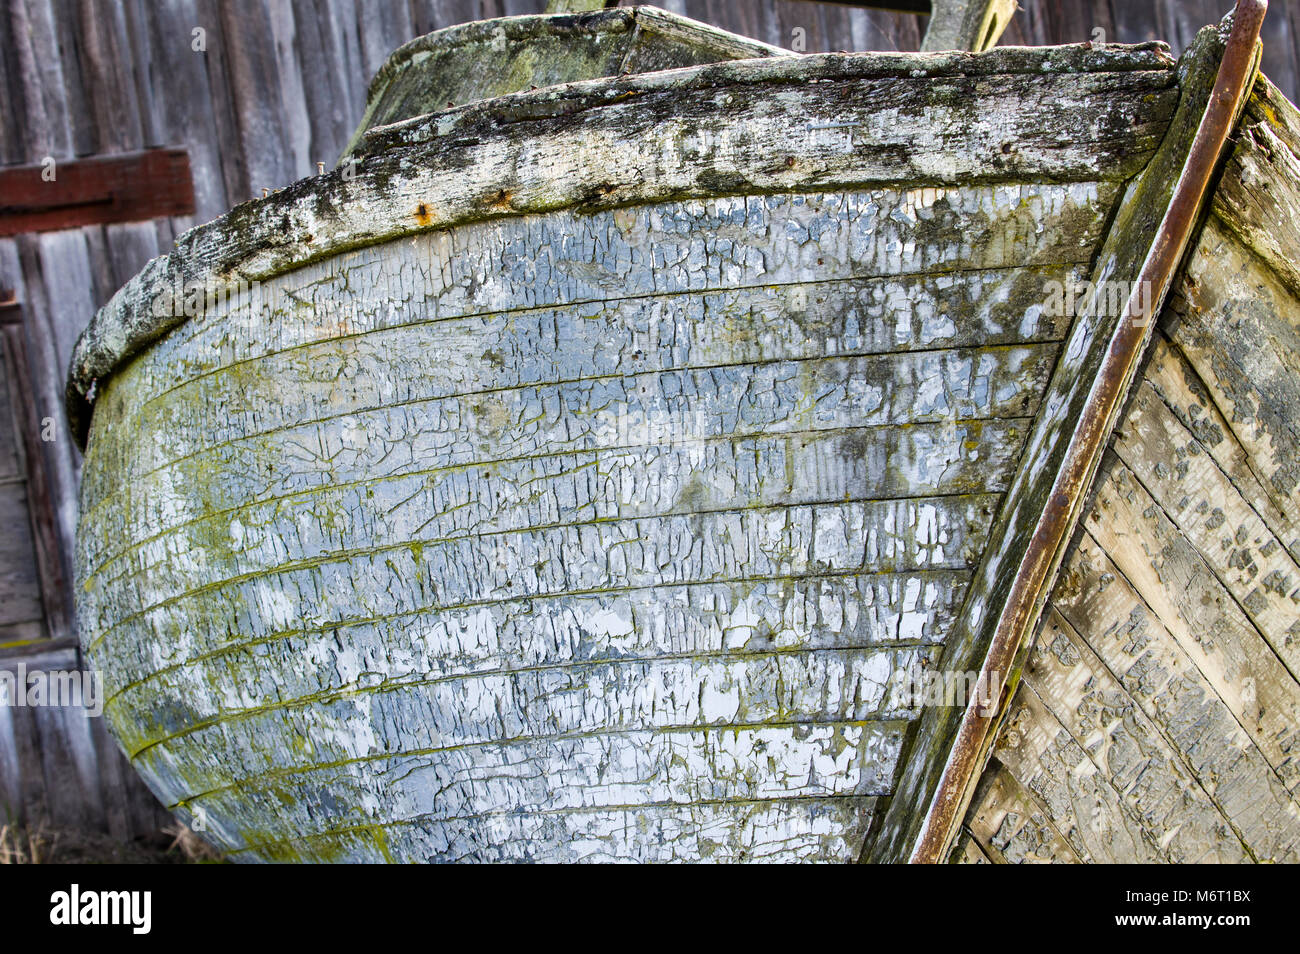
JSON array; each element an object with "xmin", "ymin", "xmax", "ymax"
[
  {"xmin": 962, "ymin": 759, "xmax": 1083, "ymax": 863},
  {"xmin": 265, "ymin": 0, "xmax": 312, "ymax": 183},
  {"xmin": 83, "ymin": 420, "xmax": 1025, "ymax": 609},
  {"xmin": 1143, "ymin": 335, "xmax": 1300, "ymax": 566},
  {"xmin": 83, "ymin": 707, "xmax": 131, "ymax": 842},
  {"xmin": 0, "ymin": 621, "xmax": 46, "ymax": 646},
  {"xmin": 226, "ymin": 795, "xmax": 880, "ymax": 863},
  {"xmin": 76, "ymin": 179, "xmax": 1119, "ymax": 451},
  {"xmin": 343, "ymin": 8, "xmax": 779, "ymax": 156},
  {"xmin": 1212, "ymin": 117, "xmax": 1300, "ymax": 298},
  {"xmin": 1163, "ymin": 219, "xmax": 1300, "ymax": 507},
  {"xmin": 1246, "ymin": 73, "xmax": 1300, "ymax": 161},
  {"xmin": 0, "ymin": 149, "xmax": 194, "ymax": 237},
  {"xmin": 73, "ymin": 0, "xmax": 145, "ymax": 155},
  {"xmin": 865, "ymin": 14, "xmax": 1235, "ymax": 863},
  {"xmin": 1084, "ymin": 452, "xmax": 1300, "ymax": 789},
  {"xmin": 218, "ymin": 0, "xmax": 299, "ymax": 198},
  {"xmin": 87, "ymin": 494, "xmax": 996, "ymax": 657},
  {"xmin": 26, "ymin": 232, "xmax": 93, "ymax": 593},
  {"xmin": 44, "ymin": 0, "xmax": 94, "ymax": 159},
  {"xmin": 111, "ymin": 263, "xmax": 1078, "ymax": 444},
  {"xmin": 128, "ymin": 644, "xmax": 932, "ymax": 789},
  {"xmin": 356, "ymin": 0, "xmax": 416, "ymax": 83},
  {"xmin": 1, "ymin": 1, "xmax": 56, "ymax": 164},
  {"xmin": 105, "ymin": 589, "xmax": 950, "ymax": 736},
  {"xmin": 0, "ymin": 328, "xmax": 24, "ymax": 483},
  {"xmin": 67, "ymin": 48, "xmax": 1174, "ymax": 438},
  {"xmin": 0, "ymin": 698, "xmax": 24, "ymax": 823},
  {"xmin": 1109, "ymin": 379, "xmax": 1300, "ymax": 688},
  {"xmin": 25, "ymin": 656, "xmax": 97, "ymax": 831},
  {"xmin": 922, "ymin": 0, "xmax": 1017, "ymax": 52},
  {"xmin": 113, "ymin": 194, "xmax": 1100, "ymax": 412},
  {"xmin": 2, "ymin": 309, "xmax": 72, "ymax": 639},
  {"xmin": 192, "ymin": 0, "xmax": 254, "ymax": 206},
  {"xmin": 164, "ymin": 720, "xmax": 907, "ymax": 849},
  {"xmin": 1019, "ymin": 608, "xmax": 1253, "ymax": 862},
  {"xmin": 292, "ymin": 0, "xmax": 367, "ymax": 172},
  {"xmin": 97, "ymin": 341, "xmax": 1053, "ymax": 497},
  {"xmin": 0, "ymin": 482, "xmax": 44, "ymax": 628},
  {"xmin": 949, "ymin": 828, "xmax": 995, "ymax": 863},
  {"xmin": 138, "ymin": 0, "xmax": 231, "ymax": 222},
  {"xmin": 991, "ymin": 676, "xmax": 1172, "ymax": 863},
  {"xmin": 96, "ymin": 569, "xmax": 970, "ymax": 706},
  {"xmin": 0, "ymin": 637, "xmax": 168, "ymax": 837},
  {"xmin": 1052, "ymin": 526, "xmax": 1300, "ymax": 861},
  {"xmin": 2, "ymin": 696, "xmax": 47, "ymax": 826},
  {"xmin": 52, "ymin": 697, "xmax": 110, "ymax": 833}
]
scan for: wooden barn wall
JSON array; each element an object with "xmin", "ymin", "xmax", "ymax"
[{"xmin": 0, "ymin": 0, "xmax": 1297, "ymax": 844}]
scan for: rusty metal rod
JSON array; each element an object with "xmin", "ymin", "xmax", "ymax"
[{"xmin": 907, "ymin": 0, "xmax": 1269, "ymax": 864}]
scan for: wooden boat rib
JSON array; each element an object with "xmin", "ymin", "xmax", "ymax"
[{"xmin": 64, "ymin": 1, "xmax": 1299, "ymax": 863}]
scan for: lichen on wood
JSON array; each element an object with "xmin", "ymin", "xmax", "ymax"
[{"xmin": 71, "ymin": 39, "xmax": 1183, "ymax": 862}]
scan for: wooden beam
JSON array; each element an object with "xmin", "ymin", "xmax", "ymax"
[
  {"xmin": 922, "ymin": 0, "xmax": 1018, "ymax": 51},
  {"xmin": 0, "ymin": 148, "xmax": 194, "ymax": 238},
  {"xmin": 0, "ymin": 293, "xmax": 73, "ymax": 642}
]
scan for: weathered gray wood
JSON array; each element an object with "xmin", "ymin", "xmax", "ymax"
[
  {"xmin": 1023, "ymin": 608, "xmax": 1256, "ymax": 862},
  {"xmin": 1050, "ymin": 523, "xmax": 1300, "ymax": 861},
  {"xmin": 225, "ymin": 796, "xmax": 882, "ymax": 863},
  {"xmin": 865, "ymin": 16, "xmax": 1230, "ymax": 865},
  {"xmin": 343, "ymin": 9, "xmax": 786, "ymax": 158},
  {"xmin": 1087, "ymin": 424, "xmax": 1300, "ymax": 791},
  {"xmin": 962, "ymin": 760, "xmax": 1083, "ymax": 863},
  {"xmin": 1168, "ymin": 222, "xmax": 1300, "ymax": 507},
  {"xmin": 1144, "ymin": 331, "xmax": 1300, "ymax": 567},
  {"xmin": 923, "ymin": 0, "xmax": 1018, "ymax": 52},
  {"xmin": 7, "ymin": 0, "xmax": 1292, "ymax": 862},
  {"xmin": 73, "ymin": 0, "xmax": 145, "ymax": 155},
  {"xmin": 169, "ymin": 720, "xmax": 907, "ymax": 856},
  {"xmin": 961, "ymin": 65, "xmax": 1300, "ymax": 864},
  {"xmin": 1213, "ymin": 113, "xmax": 1300, "ymax": 299},
  {"xmin": 0, "ymin": 480, "xmax": 44, "ymax": 629},
  {"xmin": 72, "ymin": 38, "xmax": 1148, "ymax": 856},
  {"xmin": 0, "ymin": 319, "xmax": 71, "ymax": 639},
  {"xmin": 67, "ymin": 46, "xmax": 1176, "ymax": 442},
  {"xmin": 1111, "ymin": 380, "xmax": 1300, "ymax": 686}
]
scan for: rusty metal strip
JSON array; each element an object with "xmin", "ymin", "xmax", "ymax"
[{"xmin": 908, "ymin": 0, "xmax": 1269, "ymax": 864}]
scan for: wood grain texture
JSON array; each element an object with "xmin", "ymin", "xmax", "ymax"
[
  {"xmin": 342, "ymin": 8, "xmax": 786, "ymax": 158},
  {"xmin": 958, "ymin": 75, "xmax": 1300, "ymax": 864},
  {"xmin": 67, "ymin": 46, "xmax": 1175, "ymax": 445},
  {"xmin": 868, "ymin": 14, "xmax": 1233, "ymax": 864},
  {"xmin": 2, "ymin": 0, "xmax": 1297, "ymax": 859},
  {"xmin": 76, "ymin": 161, "xmax": 1121, "ymax": 860}
]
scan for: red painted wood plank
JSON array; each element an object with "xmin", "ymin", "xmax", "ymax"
[{"xmin": 0, "ymin": 148, "xmax": 193, "ymax": 237}]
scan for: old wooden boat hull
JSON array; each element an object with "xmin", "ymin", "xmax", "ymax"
[{"xmin": 68, "ymin": 5, "xmax": 1296, "ymax": 863}]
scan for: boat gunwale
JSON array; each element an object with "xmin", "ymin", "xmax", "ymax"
[{"xmin": 65, "ymin": 39, "xmax": 1178, "ymax": 450}]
